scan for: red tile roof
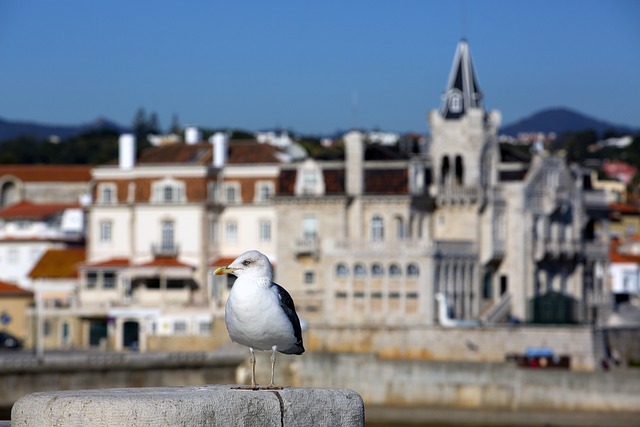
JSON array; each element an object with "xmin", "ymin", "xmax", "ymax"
[
  {"xmin": 227, "ymin": 141, "xmax": 281, "ymax": 164},
  {"xmin": 610, "ymin": 250, "xmax": 640, "ymax": 264},
  {"xmin": 29, "ymin": 248, "xmax": 85, "ymax": 279},
  {"xmin": 609, "ymin": 203, "xmax": 640, "ymax": 215},
  {"xmin": 0, "ymin": 281, "xmax": 33, "ymax": 296},
  {"xmin": 610, "ymin": 238, "xmax": 640, "ymax": 264},
  {"xmin": 134, "ymin": 140, "xmax": 283, "ymax": 166},
  {"xmin": 137, "ymin": 143, "xmax": 212, "ymax": 165},
  {"xmin": 0, "ymin": 200, "xmax": 80, "ymax": 220},
  {"xmin": 324, "ymin": 169, "xmax": 346, "ymax": 194},
  {"xmin": 82, "ymin": 258, "xmax": 131, "ymax": 268},
  {"xmin": 136, "ymin": 256, "xmax": 194, "ymax": 268},
  {"xmin": 278, "ymin": 166, "xmax": 407, "ymax": 196},
  {"xmin": 365, "ymin": 168, "xmax": 407, "ymax": 194},
  {"xmin": 0, "ymin": 165, "xmax": 91, "ymax": 182},
  {"xmin": 81, "ymin": 257, "xmax": 197, "ymax": 269}
]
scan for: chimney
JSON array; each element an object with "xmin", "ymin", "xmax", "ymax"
[
  {"xmin": 210, "ymin": 132, "xmax": 228, "ymax": 168},
  {"xmin": 344, "ymin": 131, "xmax": 364, "ymax": 195},
  {"xmin": 185, "ymin": 126, "xmax": 201, "ymax": 145},
  {"xmin": 118, "ymin": 134, "xmax": 136, "ymax": 170}
]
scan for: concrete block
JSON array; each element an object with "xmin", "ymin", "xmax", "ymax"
[{"xmin": 11, "ymin": 385, "xmax": 364, "ymax": 427}]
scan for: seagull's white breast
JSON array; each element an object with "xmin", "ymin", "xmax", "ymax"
[{"xmin": 225, "ymin": 275, "xmax": 297, "ymax": 351}]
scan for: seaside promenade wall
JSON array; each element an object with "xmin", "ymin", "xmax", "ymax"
[
  {"xmin": 306, "ymin": 324, "xmax": 604, "ymax": 370},
  {"xmin": 299, "ymin": 352, "xmax": 640, "ymax": 413}
]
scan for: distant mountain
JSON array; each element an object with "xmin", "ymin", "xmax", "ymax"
[
  {"xmin": 0, "ymin": 116, "xmax": 127, "ymax": 142},
  {"xmin": 500, "ymin": 107, "xmax": 637, "ymax": 137}
]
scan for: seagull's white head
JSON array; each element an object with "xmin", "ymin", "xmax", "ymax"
[{"xmin": 213, "ymin": 250, "xmax": 273, "ymax": 279}]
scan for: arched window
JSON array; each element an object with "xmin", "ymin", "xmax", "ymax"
[
  {"xmin": 441, "ymin": 156, "xmax": 450, "ymax": 185},
  {"xmin": 407, "ymin": 263, "xmax": 419, "ymax": 277},
  {"xmin": 336, "ymin": 263, "xmax": 349, "ymax": 277},
  {"xmin": 0, "ymin": 181, "xmax": 19, "ymax": 208},
  {"xmin": 389, "ymin": 264, "xmax": 401, "ymax": 277},
  {"xmin": 371, "ymin": 215, "xmax": 384, "ymax": 242},
  {"xmin": 354, "ymin": 263, "xmax": 366, "ymax": 277},
  {"xmin": 371, "ymin": 264, "xmax": 384, "ymax": 277},
  {"xmin": 455, "ymin": 155, "xmax": 464, "ymax": 185}
]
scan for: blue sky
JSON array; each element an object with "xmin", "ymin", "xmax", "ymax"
[{"xmin": 0, "ymin": 1, "xmax": 638, "ymax": 135}]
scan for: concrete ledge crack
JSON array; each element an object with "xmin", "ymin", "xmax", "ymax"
[{"xmin": 270, "ymin": 390, "xmax": 285, "ymax": 427}]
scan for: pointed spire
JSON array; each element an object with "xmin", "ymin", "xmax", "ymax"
[{"xmin": 440, "ymin": 39, "xmax": 484, "ymax": 119}]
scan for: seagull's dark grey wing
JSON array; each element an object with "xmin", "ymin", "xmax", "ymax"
[{"xmin": 273, "ymin": 282, "xmax": 305, "ymax": 355}]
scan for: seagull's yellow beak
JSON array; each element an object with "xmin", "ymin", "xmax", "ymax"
[{"xmin": 213, "ymin": 266, "xmax": 236, "ymax": 276}]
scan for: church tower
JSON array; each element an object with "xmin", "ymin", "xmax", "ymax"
[
  {"xmin": 428, "ymin": 39, "xmax": 501, "ymax": 232},
  {"xmin": 427, "ymin": 39, "xmax": 502, "ymax": 321}
]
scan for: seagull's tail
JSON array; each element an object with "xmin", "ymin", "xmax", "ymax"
[{"xmin": 280, "ymin": 342, "xmax": 305, "ymax": 355}]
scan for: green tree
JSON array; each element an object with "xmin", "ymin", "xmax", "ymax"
[{"xmin": 563, "ymin": 129, "xmax": 597, "ymax": 163}]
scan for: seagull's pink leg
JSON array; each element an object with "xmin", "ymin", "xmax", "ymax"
[
  {"xmin": 249, "ymin": 347, "xmax": 257, "ymax": 388},
  {"xmin": 269, "ymin": 345, "xmax": 277, "ymax": 387}
]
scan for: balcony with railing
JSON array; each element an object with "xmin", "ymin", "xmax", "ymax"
[
  {"xmin": 293, "ymin": 237, "xmax": 320, "ymax": 257},
  {"xmin": 534, "ymin": 238, "xmax": 581, "ymax": 260},
  {"xmin": 433, "ymin": 185, "xmax": 480, "ymax": 205},
  {"xmin": 151, "ymin": 243, "xmax": 180, "ymax": 257},
  {"xmin": 330, "ymin": 238, "xmax": 432, "ymax": 256},
  {"xmin": 433, "ymin": 240, "xmax": 477, "ymax": 258}
]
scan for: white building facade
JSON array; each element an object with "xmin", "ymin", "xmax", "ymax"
[{"xmin": 81, "ymin": 134, "xmax": 285, "ymax": 350}]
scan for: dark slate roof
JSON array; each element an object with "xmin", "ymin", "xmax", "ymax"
[
  {"xmin": 499, "ymin": 143, "xmax": 532, "ymax": 163},
  {"xmin": 440, "ymin": 39, "xmax": 484, "ymax": 119},
  {"xmin": 364, "ymin": 145, "xmax": 410, "ymax": 161},
  {"xmin": 500, "ymin": 170, "xmax": 528, "ymax": 181}
]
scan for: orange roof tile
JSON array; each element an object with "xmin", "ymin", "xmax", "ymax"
[
  {"xmin": 29, "ymin": 248, "xmax": 85, "ymax": 279},
  {"xmin": 0, "ymin": 165, "xmax": 91, "ymax": 182},
  {"xmin": 226, "ymin": 141, "xmax": 281, "ymax": 164},
  {"xmin": 609, "ymin": 203, "xmax": 640, "ymax": 215},
  {"xmin": 610, "ymin": 250, "xmax": 640, "ymax": 264},
  {"xmin": 136, "ymin": 256, "xmax": 194, "ymax": 268},
  {"xmin": 134, "ymin": 140, "xmax": 283, "ymax": 166},
  {"xmin": 0, "ymin": 281, "xmax": 33, "ymax": 296},
  {"xmin": 82, "ymin": 258, "xmax": 130, "ymax": 268},
  {"xmin": 0, "ymin": 200, "xmax": 80, "ymax": 220}
]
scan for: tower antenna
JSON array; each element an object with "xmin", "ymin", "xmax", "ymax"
[{"xmin": 461, "ymin": 0, "xmax": 467, "ymax": 39}]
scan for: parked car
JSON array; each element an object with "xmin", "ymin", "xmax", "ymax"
[{"xmin": 0, "ymin": 331, "xmax": 22, "ymax": 349}]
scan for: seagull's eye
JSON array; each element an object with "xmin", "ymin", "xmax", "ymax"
[{"xmin": 242, "ymin": 260, "xmax": 251, "ymax": 266}]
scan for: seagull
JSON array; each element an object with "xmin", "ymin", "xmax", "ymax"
[{"xmin": 213, "ymin": 250, "xmax": 304, "ymax": 389}]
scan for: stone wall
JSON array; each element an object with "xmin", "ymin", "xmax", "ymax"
[
  {"xmin": 0, "ymin": 352, "xmax": 242, "ymax": 408},
  {"xmin": 306, "ymin": 324, "xmax": 602, "ymax": 370},
  {"xmin": 299, "ymin": 352, "xmax": 640, "ymax": 413}
]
